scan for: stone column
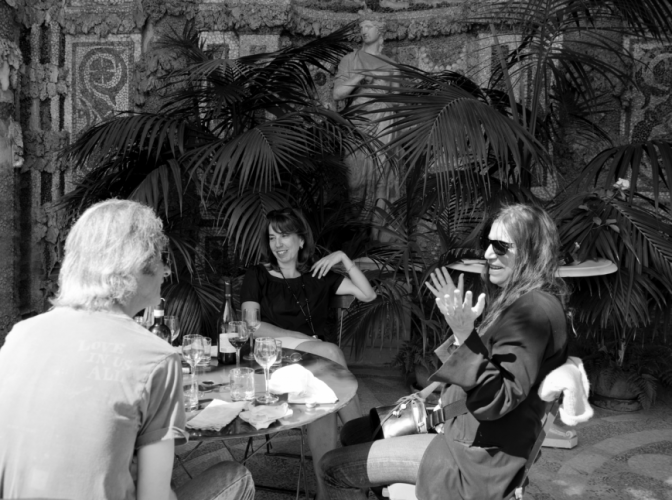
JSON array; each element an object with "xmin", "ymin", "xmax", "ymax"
[{"xmin": 0, "ymin": 0, "xmax": 21, "ymax": 345}]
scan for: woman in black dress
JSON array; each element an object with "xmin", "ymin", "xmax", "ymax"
[{"xmin": 240, "ymin": 207, "xmax": 376, "ymax": 500}]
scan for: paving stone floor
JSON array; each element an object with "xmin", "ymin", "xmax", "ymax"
[{"xmin": 173, "ymin": 361, "xmax": 672, "ymax": 500}]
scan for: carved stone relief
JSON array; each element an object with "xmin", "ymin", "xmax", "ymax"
[{"xmin": 65, "ymin": 34, "xmax": 141, "ymax": 137}]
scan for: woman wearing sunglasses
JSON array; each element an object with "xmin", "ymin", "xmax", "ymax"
[
  {"xmin": 319, "ymin": 203, "xmax": 569, "ymax": 500},
  {"xmin": 240, "ymin": 206, "xmax": 377, "ymax": 500}
]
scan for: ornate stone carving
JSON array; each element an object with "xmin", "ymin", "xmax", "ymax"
[{"xmin": 65, "ymin": 34, "xmax": 141, "ymax": 137}]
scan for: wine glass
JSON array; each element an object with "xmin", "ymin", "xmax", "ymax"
[
  {"xmin": 227, "ymin": 320, "xmax": 250, "ymax": 367},
  {"xmin": 254, "ymin": 337, "xmax": 279, "ymax": 404},
  {"xmin": 164, "ymin": 316, "xmax": 180, "ymax": 346},
  {"xmin": 243, "ymin": 308, "xmax": 261, "ymax": 361},
  {"xmin": 182, "ymin": 334, "xmax": 205, "ymax": 411}
]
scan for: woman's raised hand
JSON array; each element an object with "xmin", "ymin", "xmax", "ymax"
[
  {"xmin": 425, "ymin": 267, "xmax": 459, "ymax": 308},
  {"xmin": 426, "ymin": 268, "xmax": 486, "ymax": 342},
  {"xmin": 311, "ymin": 251, "xmax": 349, "ymax": 279}
]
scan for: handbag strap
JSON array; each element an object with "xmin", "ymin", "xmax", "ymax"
[
  {"xmin": 427, "ymin": 398, "xmax": 468, "ymax": 429},
  {"xmin": 373, "ymin": 396, "xmax": 468, "ymax": 439}
]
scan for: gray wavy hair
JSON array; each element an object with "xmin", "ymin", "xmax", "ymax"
[{"xmin": 52, "ymin": 199, "xmax": 168, "ymax": 311}]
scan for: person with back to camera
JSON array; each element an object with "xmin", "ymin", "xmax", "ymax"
[
  {"xmin": 319, "ymin": 203, "xmax": 569, "ymax": 500},
  {"xmin": 240, "ymin": 206, "xmax": 377, "ymax": 500},
  {"xmin": 0, "ymin": 199, "xmax": 254, "ymax": 500}
]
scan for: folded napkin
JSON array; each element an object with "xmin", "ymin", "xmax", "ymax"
[
  {"xmin": 239, "ymin": 403, "xmax": 292, "ymax": 430},
  {"xmin": 538, "ymin": 356, "xmax": 594, "ymax": 426},
  {"xmin": 186, "ymin": 399, "xmax": 247, "ymax": 431},
  {"xmin": 268, "ymin": 365, "xmax": 338, "ymax": 404}
]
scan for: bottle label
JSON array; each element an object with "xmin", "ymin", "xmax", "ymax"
[
  {"xmin": 219, "ymin": 333, "xmax": 236, "ymax": 353},
  {"xmin": 154, "ymin": 309, "xmax": 164, "ymax": 318}
]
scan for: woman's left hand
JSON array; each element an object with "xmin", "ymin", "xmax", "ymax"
[
  {"xmin": 438, "ymin": 288, "xmax": 486, "ymax": 344},
  {"xmin": 311, "ymin": 251, "xmax": 349, "ymax": 279}
]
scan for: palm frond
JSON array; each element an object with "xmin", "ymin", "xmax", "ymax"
[
  {"xmin": 163, "ymin": 278, "xmax": 221, "ymax": 339},
  {"xmin": 576, "ymin": 141, "xmax": 672, "ymax": 208},
  {"xmin": 341, "ymin": 277, "xmax": 412, "ymax": 360}
]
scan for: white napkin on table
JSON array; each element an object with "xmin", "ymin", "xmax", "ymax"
[
  {"xmin": 186, "ymin": 400, "xmax": 247, "ymax": 431},
  {"xmin": 268, "ymin": 365, "xmax": 338, "ymax": 404},
  {"xmin": 239, "ymin": 403, "xmax": 292, "ymax": 430}
]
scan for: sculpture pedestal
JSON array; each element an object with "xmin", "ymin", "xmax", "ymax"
[{"xmin": 542, "ymin": 423, "xmax": 578, "ymax": 449}]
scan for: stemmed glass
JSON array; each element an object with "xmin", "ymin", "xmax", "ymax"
[
  {"xmin": 254, "ymin": 337, "xmax": 279, "ymax": 404},
  {"xmin": 226, "ymin": 320, "xmax": 249, "ymax": 367},
  {"xmin": 165, "ymin": 316, "xmax": 180, "ymax": 346},
  {"xmin": 243, "ymin": 308, "xmax": 261, "ymax": 361},
  {"xmin": 182, "ymin": 334, "xmax": 206, "ymax": 411}
]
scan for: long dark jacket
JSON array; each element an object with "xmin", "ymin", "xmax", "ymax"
[{"xmin": 416, "ymin": 290, "xmax": 568, "ymax": 500}]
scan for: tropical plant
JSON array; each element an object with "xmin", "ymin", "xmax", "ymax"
[
  {"xmin": 571, "ymin": 331, "xmax": 672, "ymax": 409},
  {"xmin": 56, "ymin": 0, "xmax": 672, "ymax": 380},
  {"xmin": 57, "ymin": 23, "xmax": 373, "ymax": 337},
  {"xmin": 343, "ymin": 0, "xmax": 672, "ymax": 374},
  {"xmin": 391, "ymin": 332, "xmax": 441, "ymax": 381}
]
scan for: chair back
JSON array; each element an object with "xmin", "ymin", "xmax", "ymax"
[{"xmin": 509, "ymin": 398, "xmax": 561, "ymax": 499}]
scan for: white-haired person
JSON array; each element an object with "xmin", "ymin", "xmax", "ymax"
[
  {"xmin": 0, "ymin": 199, "xmax": 254, "ymax": 500},
  {"xmin": 319, "ymin": 204, "xmax": 569, "ymax": 500}
]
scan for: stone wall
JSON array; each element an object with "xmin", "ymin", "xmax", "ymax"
[
  {"xmin": 0, "ymin": 0, "xmax": 21, "ymax": 345},
  {"xmin": 0, "ymin": 0, "xmax": 669, "ymax": 345}
]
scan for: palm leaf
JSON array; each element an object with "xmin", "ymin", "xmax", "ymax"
[
  {"xmin": 575, "ymin": 141, "xmax": 672, "ymax": 208},
  {"xmin": 163, "ymin": 278, "xmax": 221, "ymax": 339}
]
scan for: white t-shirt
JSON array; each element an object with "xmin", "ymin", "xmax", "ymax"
[{"xmin": 0, "ymin": 307, "xmax": 187, "ymax": 499}]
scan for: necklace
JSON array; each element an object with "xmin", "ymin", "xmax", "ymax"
[{"xmin": 278, "ymin": 268, "xmax": 317, "ymax": 337}]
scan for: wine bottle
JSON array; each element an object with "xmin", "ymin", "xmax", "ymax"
[
  {"xmin": 217, "ymin": 278, "xmax": 237, "ymax": 365},
  {"xmin": 149, "ymin": 301, "xmax": 171, "ymax": 342}
]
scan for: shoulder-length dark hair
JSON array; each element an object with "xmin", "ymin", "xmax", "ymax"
[
  {"xmin": 261, "ymin": 207, "xmax": 315, "ymax": 273},
  {"xmin": 479, "ymin": 203, "xmax": 568, "ymax": 334}
]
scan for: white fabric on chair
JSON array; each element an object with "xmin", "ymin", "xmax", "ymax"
[{"xmin": 538, "ymin": 356, "xmax": 593, "ymax": 426}]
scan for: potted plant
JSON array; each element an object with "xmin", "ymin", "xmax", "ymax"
[
  {"xmin": 571, "ymin": 330, "xmax": 672, "ymax": 411},
  {"xmin": 391, "ymin": 333, "xmax": 444, "ymax": 404}
]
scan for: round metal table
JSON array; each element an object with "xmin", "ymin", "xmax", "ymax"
[{"xmin": 185, "ymin": 349, "xmax": 358, "ymax": 441}]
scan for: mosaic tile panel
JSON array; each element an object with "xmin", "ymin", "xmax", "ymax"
[
  {"xmin": 239, "ymin": 34, "xmax": 279, "ymax": 57},
  {"xmin": 623, "ymin": 39, "xmax": 672, "ymax": 143},
  {"xmin": 619, "ymin": 39, "xmax": 672, "ymax": 203},
  {"xmin": 65, "ymin": 34, "xmax": 141, "ymax": 138},
  {"xmin": 200, "ymin": 31, "xmax": 240, "ymax": 59}
]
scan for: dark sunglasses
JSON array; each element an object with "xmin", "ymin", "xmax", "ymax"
[{"xmin": 487, "ymin": 239, "xmax": 513, "ymax": 256}]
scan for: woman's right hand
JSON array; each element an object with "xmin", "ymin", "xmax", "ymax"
[{"xmin": 425, "ymin": 267, "xmax": 459, "ymax": 307}]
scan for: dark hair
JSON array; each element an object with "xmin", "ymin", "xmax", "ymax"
[
  {"xmin": 479, "ymin": 204, "xmax": 568, "ymax": 333},
  {"xmin": 261, "ymin": 207, "xmax": 315, "ymax": 273}
]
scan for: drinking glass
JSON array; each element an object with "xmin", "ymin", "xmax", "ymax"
[
  {"xmin": 254, "ymin": 337, "xmax": 279, "ymax": 404},
  {"xmin": 230, "ymin": 367, "xmax": 255, "ymax": 401},
  {"xmin": 226, "ymin": 320, "xmax": 249, "ymax": 367},
  {"xmin": 243, "ymin": 308, "xmax": 261, "ymax": 361},
  {"xmin": 196, "ymin": 336, "xmax": 212, "ymax": 370},
  {"xmin": 182, "ymin": 334, "xmax": 206, "ymax": 411},
  {"xmin": 273, "ymin": 339, "xmax": 283, "ymax": 365},
  {"xmin": 164, "ymin": 316, "xmax": 180, "ymax": 346}
]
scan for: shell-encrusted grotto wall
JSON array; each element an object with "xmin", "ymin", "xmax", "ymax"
[{"xmin": 0, "ymin": 0, "xmax": 669, "ymax": 345}]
